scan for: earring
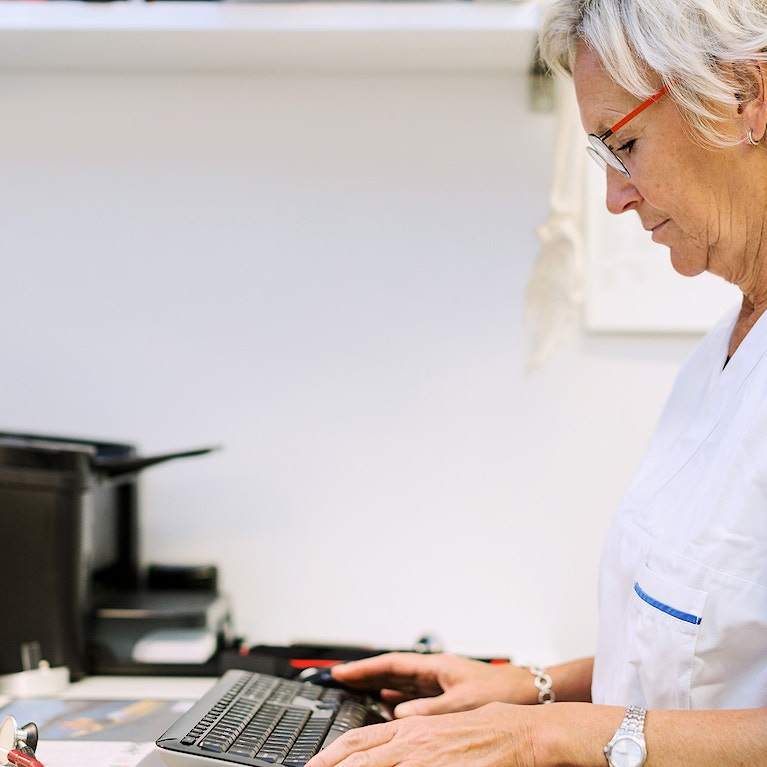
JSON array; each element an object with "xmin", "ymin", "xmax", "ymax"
[{"xmin": 747, "ymin": 128, "xmax": 760, "ymax": 145}]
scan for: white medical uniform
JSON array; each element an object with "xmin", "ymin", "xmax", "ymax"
[{"xmin": 592, "ymin": 304, "xmax": 767, "ymax": 710}]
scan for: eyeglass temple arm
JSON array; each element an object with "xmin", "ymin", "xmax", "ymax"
[{"xmin": 601, "ymin": 83, "xmax": 672, "ymax": 139}]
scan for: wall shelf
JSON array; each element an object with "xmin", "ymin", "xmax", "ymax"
[{"xmin": 0, "ymin": 1, "xmax": 541, "ymax": 73}]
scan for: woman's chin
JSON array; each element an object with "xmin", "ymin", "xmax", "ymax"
[{"xmin": 669, "ymin": 248, "xmax": 707, "ymax": 278}]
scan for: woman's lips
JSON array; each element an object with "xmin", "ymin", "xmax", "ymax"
[{"xmin": 648, "ymin": 219, "xmax": 670, "ymax": 242}]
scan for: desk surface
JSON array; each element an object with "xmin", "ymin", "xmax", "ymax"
[{"xmin": 1, "ymin": 676, "xmax": 218, "ymax": 767}]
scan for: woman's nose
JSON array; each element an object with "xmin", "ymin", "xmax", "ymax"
[{"xmin": 605, "ymin": 165, "xmax": 642, "ymax": 215}]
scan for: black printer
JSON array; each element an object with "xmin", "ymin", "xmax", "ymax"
[{"xmin": 0, "ymin": 432, "xmax": 227, "ymax": 679}]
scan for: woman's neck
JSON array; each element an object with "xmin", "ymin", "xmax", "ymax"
[{"xmin": 729, "ymin": 296, "xmax": 767, "ymax": 357}]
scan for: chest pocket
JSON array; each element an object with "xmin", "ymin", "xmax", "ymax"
[{"xmin": 617, "ymin": 561, "xmax": 707, "ymax": 709}]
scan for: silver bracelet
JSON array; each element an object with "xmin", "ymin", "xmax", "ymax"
[{"xmin": 527, "ymin": 664, "xmax": 556, "ymax": 704}]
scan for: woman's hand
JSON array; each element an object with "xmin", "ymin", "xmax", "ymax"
[
  {"xmin": 328, "ymin": 653, "xmax": 540, "ymax": 717},
  {"xmin": 304, "ymin": 702, "xmax": 539, "ymax": 767}
]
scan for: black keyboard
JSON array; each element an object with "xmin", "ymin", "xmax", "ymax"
[{"xmin": 156, "ymin": 669, "xmax": 387, "ymax": 767}]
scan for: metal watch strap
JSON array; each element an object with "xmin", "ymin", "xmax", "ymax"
[{"xmin": 620, "ymin": 705, "xmax": 646, "ymax": 736}]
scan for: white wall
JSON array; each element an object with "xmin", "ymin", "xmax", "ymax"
[{"xmin": 1, "ymin": 70, "xmax": 699, "ymax": 665}]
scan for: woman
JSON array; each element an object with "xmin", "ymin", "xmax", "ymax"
[{"xmin": 305, "ymin": 0, "xmax": 767, "ymax": 764}]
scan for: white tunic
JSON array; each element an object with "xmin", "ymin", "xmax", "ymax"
[{"xmin": 592, "ymin": 305, "xmax": 767, "ymax": 710}]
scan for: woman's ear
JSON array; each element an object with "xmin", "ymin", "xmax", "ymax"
[{"xmin": 734, "ymin": 60, "xmax": 767, "ymax": 141}]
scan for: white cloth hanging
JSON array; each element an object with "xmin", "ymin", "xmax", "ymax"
[{"xmin": 525, "ymin": 79, "xmax": 586, "ymax": 371}]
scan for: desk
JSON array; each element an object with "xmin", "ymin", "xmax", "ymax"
[{"xmin": 0, "ymin": 676, "xmax": 217, "ymax": 767}]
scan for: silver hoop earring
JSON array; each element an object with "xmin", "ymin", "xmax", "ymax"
[{"xmin": 747, "ymin": 128, "xmax": 760, "ymax": 146}]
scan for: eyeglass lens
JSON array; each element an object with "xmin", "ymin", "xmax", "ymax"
[{"xmin": 586, "ymin": 134, "xmax": 629, "ymax": 176}]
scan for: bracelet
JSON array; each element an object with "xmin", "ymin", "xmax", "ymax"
[{"xmin": 526, "ymin": 665, "xmax": 556, "ymax": 704}]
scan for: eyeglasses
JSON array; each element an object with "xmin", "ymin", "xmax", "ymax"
[{"xmin": 587, "ymin": 83, "xmax": 671, "ymax": 178}]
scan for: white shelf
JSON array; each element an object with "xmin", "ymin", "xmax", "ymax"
[{"xmin": 0, "ymin": 1, "xmax": 542, "ymax": 73}]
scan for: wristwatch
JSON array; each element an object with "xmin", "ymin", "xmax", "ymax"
[{"xmin": 604, "ymin": 705, "xmax": 647, "ymax": 767}]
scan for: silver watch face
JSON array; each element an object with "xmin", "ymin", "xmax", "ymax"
[{"xmin": 608, "ymin": 736, "xmax": 645, "ymax": 767}]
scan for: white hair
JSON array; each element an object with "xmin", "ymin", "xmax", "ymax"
[{"xmin": 538, "ymin": 0, "xmax": 767, "ymax": 146}]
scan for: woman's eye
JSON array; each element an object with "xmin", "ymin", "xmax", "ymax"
[{"xmin": 617, "ymin": 139, "xmax": 636, "ymax": 153}]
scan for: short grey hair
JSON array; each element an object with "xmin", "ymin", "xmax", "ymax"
[{"xmin": 538, "ymin": 0, "xmax": 767, "ymax": 147}]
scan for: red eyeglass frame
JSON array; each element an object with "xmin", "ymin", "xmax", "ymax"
[{"xmin": 587, "ymin": 82, "xmax": 672, "ymax": 177}]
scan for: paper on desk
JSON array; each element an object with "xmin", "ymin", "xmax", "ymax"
[
  {"xmin": 37, "ymin": 740, "xmax": 158, "ymax": 767},
  {"xmin": 0, "ymin": 698, "xmax": 192, "ymax": 741}
]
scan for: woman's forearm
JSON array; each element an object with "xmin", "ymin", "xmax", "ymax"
[
  {"xmin": 644, "ymin": 708, "xmax": 767, "ymax": 767},
  {"xmin": 546, "ymin": 656, "xmax": 594, "ymax": 703},
  {"xmin": 538, "ymin": 703, "xmax": 767, "ymax": 767}
]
